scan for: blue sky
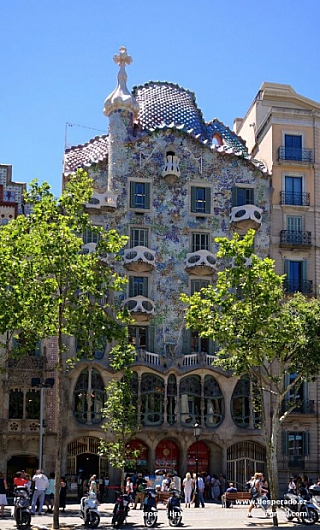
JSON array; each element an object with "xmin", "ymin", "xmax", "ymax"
[{"xmin": 1, "ymin": 0, "xmax": 320, "ymax": 197}]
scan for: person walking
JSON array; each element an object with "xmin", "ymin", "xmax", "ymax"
[
  {"xmin": 30, "ymin": 469, "xmax": 49, "ymax": 515},
  {"xmin": 59, "ymin": 477, "xmax": 68, "ymax": 511},
  {"xmin": 0, "ymin": 471, "xmax": 8, "ymax": 517},
  {"xmin": 133, "ymin": 473, "xmax": 147, "ymax": 509},
  {"xmin": 182, "ymin": 472, "xmax": 193, "ymax": 507},
  {"xmin": 247, "ymin": 472, "xmax": 262, "ymax": 518},
  {"xmin": 211, "ymin": 474, "xmax": 220, "ymax": 502},
  {"xmin": 197, "ymin": 474, "xmax": 205, "ymax": 508},
  {"xmin": 44, "ymin": 472, "xmax": 55, "ymax": 512},
  {"xmin": 89, "ymin": 475, "xmax": 97, "ymax": 495}
]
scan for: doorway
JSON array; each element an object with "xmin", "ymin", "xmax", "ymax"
[{"xmin": 77, "ymin": 452, "xmax": 99, "ymax": 480}]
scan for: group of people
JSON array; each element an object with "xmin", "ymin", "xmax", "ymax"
[
  {"xmin": 288, "ymin": 474, "xmax": 319, "ymax": 497},
  {"xmin": 0, "ymin": 468, "xmax": 68, "ymax": 517},
  {"xmin": 77, "ymin": 472, "xmax": 108, "ymax": 503}
]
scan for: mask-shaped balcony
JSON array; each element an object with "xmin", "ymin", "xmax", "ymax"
[
  {"xmin": 185, "ymin": 250, "xmax": 217, "ymax": 276},
  {"xmin": 122, "ymin": 295, "xmax": 155, "ymax": 322},
  {"xmin": 161, "ymin": 154, "xmax": 180, "ymax": 185},
  {"xmin": 86, "ymin": 190, "xmax": 118, "ymax": 211},
  {"xmin": 230, "ymin": 204, "xmax": 263, "ymax": 230},
  {"xmin": 124, "ymin": 246, "xmax": 156, "ymax": 272}
]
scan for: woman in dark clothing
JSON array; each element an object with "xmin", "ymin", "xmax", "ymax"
[{"xmin": 59, "ymin": 477, "xmax": 67, "ymax": 511}]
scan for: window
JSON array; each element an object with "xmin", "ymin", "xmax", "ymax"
[
  {"xmin": 285, "ymin": 134, "xmax": 302, "ymax": 161},
  {"xmin": 180, "ymin": 375, "xmax": 201, "ymax": 425},
  {"xmin": 73, "ymin": 368, "xmax": 106, "ymax": 424},
  {"xmin": 9, "ymin": 390, "xmax": 24, "ymax": 419},
  {"xmin": 231, "ymin": 376, "xmax": 261, "ymax": 429},
  {"xmin": 129, "ymin": 276, "xmax": 148, "ymax": 298},
  {"xmin": 83, "ymin": 227, "xmax": 101, "ymax": 245},
  {"xmin": 283, "ymin": 432, "xmax": 309, "ymax": 456},
  {"xmin": 141, "ymin": 374, "xmax": 164, "ymax": 426},
  {"xmin": 287, "ymin": 216, "xmax": 302, "ymax": 232},
  {"xmin": 9, "ymin": 389, "xmax": 40, "ymax": 419},
  {"xmin": 191, "ymin": 331, "xmax": 209, "ymax": 353},
  {"xmin": 191, "ymin": 279, "xmax": 209, "ymax": 295},
  {"xmin": 191, "ymin": 186, "xmax": 211, "ymax": 214},
  {"xmin": 284, "ymin": 259, "xmax": 309, "ymax": 293},
  {"xmin": 128, "ymin": 326, "xmax": 148, "ymax": 350},
  {"xmin": 191, "ymin": 232, "xmax": 209, "ymax": 252},
  {"xmin": 204, "ymin": 375, "xmax": 224, "ymax": 427},
  {"xmin": 285, "ymin": 176, "xmax": 303, "ymax": 205},
  {"xmin": 130, "ymin": 228, "xmax": 149, "ymax": 248},
  {"xmin": 12, "ymin": 334, "xmax": 41, "ymax": 357},
  {"xmin": 26, "ymin": 390, "xmax": 41, "ymax": 419},
  {"xmin": 232, "ymin": 187, "xmax": 254, "ymax": 206},
  {"xmin": 130, "ymin": 182, "xmax": 150, "ymax": 210},
  {"xmin": 167, "ymin": 374, "xmax": 177, "ymax": 425}
]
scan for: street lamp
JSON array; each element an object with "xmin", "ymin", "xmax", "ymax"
[
  {"xmin": 31, "ymin": 377, "xmax": 55, "ymax": 470},
  {"xmin": 193, "ymin": 422, "xmax": 201, "ymax": 508}
]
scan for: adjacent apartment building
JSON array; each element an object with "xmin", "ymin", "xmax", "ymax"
[{"xmin": 235, "ymin": 82, "xmax": 320, "ymax": 489}]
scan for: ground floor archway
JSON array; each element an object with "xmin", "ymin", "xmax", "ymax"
[
  {"xmin": 6, "ymin": 454, "xmax": 38, "ymax": 490},
  {"xmin": 125, "ymin": 439, "xmax": 149, "ymax": 473},
  {"xmin": 155, "ymin": 440, "xmax": 180, "ymax": 475},
  {"xmin": 227, "ymin": 441, "xmax": 266, "ymax": 490},
  {"xmin": 187, "ymin": 441, "xmax": 210, "ymax": 474}
]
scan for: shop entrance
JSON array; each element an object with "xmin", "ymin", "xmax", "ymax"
[{"xmin": 77, "ymin": 452, "xmax": 100, "ymax": 480}]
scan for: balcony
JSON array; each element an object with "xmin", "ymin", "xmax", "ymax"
[
  {"xmin": 278, "ymin": 146, "xmax": 313, "ymax": 164},
  {"xmin": 124, "ymin": 246, "xmax": 156, "ymax": 272},
  {"xmin": 280, "ymin": 191, "xmax": 310, "ymax": 206},
  {"xmin": 283, "ymin": 279, "xmax": 313, "ymax": 295},
  {"xmin": 161, "ymin": 154, "xmax": 180, "ymax": 185},
  {"xmin": 185, "ymin": 250, "xmax": 216, "ymax": 276},
  {"xmin": 122, "ymin": 295, "xmax": 155, "ymax": 322},
  {"xmin": 85, "ymin": 190, "xmax": 118, "ymax": 211},
  {"xmin": 280, "ymin": 230, "xmax": 311, "ymax": 248},
  {"xmin": 230, "ymin": 204, "xmax": 263, "ymax": 230},
  {"xmin": 282, "ymin": 399, "xmax": 315, "ymax": 414}
]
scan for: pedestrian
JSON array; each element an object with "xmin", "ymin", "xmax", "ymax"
[
  {"xmin": 197, "ymin": 474, "xmax": 205, "ymax": 508},
  {"xmin": 204, "ymin": 473, "xmax": 211, "ymax": 500},
  {"xmin": 89, "ymin": 474, "xmax": 97, "ymax": 495},
  {"xmin": 288, "ymin": 476, "xmax": 296, "ymax": 494},
  {"xmin": 133, "ymin": 473, "xmax": 147, "ymax": 509},
  {"xmin": 125, "ymin": 476, "xmax": 134, "ymax": 505},
  {"xmin": 219, "ymin": 474, "xmax": 227, "ymax": 500},
  {"xmin": 225, "ymin": 482, "xmax": 237, "ymax": 508},
  {"xmin": 98, "ymin": 473, "xmax": 105, "ymax": 503},
  {"xmin": 44, "ymin": 472, "xmax": 55, "ymax": 512},
  {"xmin": 247, "ymin": 472, "xmax": 262, "ymax": 518},
  {"xmin": 59, "ymin": 477, "xmax": 68, "ymax": 511},
  {"xmin": 13, "ymin": 471, "xmax": 28, "ymax": 488},
  {"xmin": 30, "ymin": 469, "xmax": 49, "ymax": 516},
  {"xmin": 182, "ymin": 472, "xmax": 193, "ymax": 508},
  {"xmin": 211, "ymin": 474, "xmax": 220, "ymax": 502},
  {"xmin": 0, "ymin": 471, "xmax": 8, "ymax": 517}
]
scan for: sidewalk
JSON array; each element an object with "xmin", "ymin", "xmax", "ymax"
[{"xmin": 0, "ymin": 501, "xmax": 312, "ymax": 529}]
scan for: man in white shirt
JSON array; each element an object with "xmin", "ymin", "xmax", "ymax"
[{"xmin": 30, "ymin": 469, "xmax": 49, "ymax": 515}]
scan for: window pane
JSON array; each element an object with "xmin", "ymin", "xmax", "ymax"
[
  {"xmin": 9, "ymin": 390, "xmax": 23, "ymax": 419},
  {"xmin": 192, "ymin": 233, "xmax": 209, "ymax": 251},
  {"xmin": 26, "ymin": 390, "xmax": 40, "ymax": 419},
  {"xmin": 129, "ymin": 276, "xmax": 148, "ymax": 297},
  {"xmin": 191, "ymin": 279, "xmax": 209, "ymax": 295},
  {"xmin": 130, "ymin": 182, "xmax": 150, "ymax": 209},
  {"xmin": 191, "ymin": 187, "xmax": 210, "ymax": 214},
  {"xmin": 130, "ymin": 228, "xmax": 148, "ymax": 247}
]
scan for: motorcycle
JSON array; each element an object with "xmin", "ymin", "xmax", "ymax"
[
  {"xmin": 12, "ymin": 487, "xmax": 32, "ymax": 529},
  {"xmin": 143, "ymin": 488, "xmax": 158, "ymax": 527},
  {"xmin": 167, "ymin": 489, "xmax": 183, "ymax": 527},
  {"xmin": 282, "ymin": 491, "xmax": 318, "ymax": 525},
  {"xmin": 308, "ymin": 484, "xmax": 320, "ymax": 513},
  {"xmin": 112, "ymin": 491, "xmax": 130, "ymax": 527},
  {"xmin": 80, "ymin": 492, "xmax": 100, "ymax": 528}
]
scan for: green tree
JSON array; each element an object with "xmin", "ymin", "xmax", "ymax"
[
  {"xmin": 99, "ymin": 335, "xmax": 139, "ymax": 491},
  {"xmin": 182, "ymin": 230, "xmax": 320, "ymax": 524},
  {"xmin": 0, "ymin": 170, "xmax": 127, "ymax": 529}
]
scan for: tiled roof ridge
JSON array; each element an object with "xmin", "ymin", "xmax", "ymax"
[
  {"xmin": 65, "ymin": 134, "xmax": 108, "ymax": 153},
  {"xmin": 206, "ymin": 118, "xmax": 247, "ymax": 147}
]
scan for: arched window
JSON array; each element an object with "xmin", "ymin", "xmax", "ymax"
[
  {"xmin": 231, "ymin": 376, "xmax": 261, "ymax": 428},
  {"xmin": 141, "ymin": 374, "xmax": 164, "ymax": 426},
  {"xmin": 204, "ymin": 375, "xmax": 224, "ymax": 427},
  {"xmin": 167, "ymin": 374, "xmax": 177, "ymax": 425},
  {"xmin": 9, "ymin": 390, "xmax": 24, "ymax": 419},
  {"xmin": 73, "ymin": 368, "xmax": 106, "ymax": 425},
  {"xmin": 180, "ymin": 375, "xmax": 201, "ymax": 426},
  {"xmin": 227, "ymin": 441, "xmax": 266, "ymax": 489}
]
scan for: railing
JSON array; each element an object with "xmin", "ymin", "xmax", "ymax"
[
  {"xmin": 183, "ymin": 353, "xmax": 198, "ymax": 366},
  {"xmin": 278, "ymin": 146, "xmax": 313, "ymax": 163},
  {"xmin": 281, "ymin": 399, "xmax": 315, "ymax": 414},
  {"xmin": 145, "ymin": 351, "xmax": 160, "ymax": 365},
  {"xmin": 280, "ymin": 230, "xmax": 311, "ymax": 246},
  {"xmin": 283, "ymin": 279, "xmax": 313, "ymax": 295},
  {"xmin": 279, "ymin": 191, "xmax": 310, "ymax": 206}
]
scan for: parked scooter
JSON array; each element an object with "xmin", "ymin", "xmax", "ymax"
[
  {"xmin": 281, "ymin": 491, "xmax": 318, "ymax": 525},
  {"xmin": 80, "ymin": 491, "xmax": 100, "ymax": 528},
  {"xmin": 167, "ymin": 489, "xmax": 183, "ymax": 527},
  {"xmin": 12, "ymin": 487, "xmax": 32, "ymax": 529},
  {"xmin": 143, "ymin": 488, "xmax": 158, "ymax": 527},
  {"xmin": 112, "ymin": 491, "xmax": 130, "ymax": 527},
  {"xmin": 308, "ymin": 484, "xmax": 320, "ymax": 513}
]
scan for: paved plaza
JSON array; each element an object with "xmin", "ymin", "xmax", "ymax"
[{"xmin": 0, "ymin": 501, "xmax": 316, "ymax": 530}]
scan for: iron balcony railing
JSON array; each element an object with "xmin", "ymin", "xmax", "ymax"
[
  {"xmin": 279, "ymin": 191, "xmax": 310, "ymax": 206},
  {"xmin": 283, "ymin": 279, "xmax": 313, "ymax": 295},
  {"xmin": 278, "ymin": 146, "xmax": 313, "ymax": 163},
  {"xmin": 280, "ymin": 230, "xmax": 311, "ymax": 246}
]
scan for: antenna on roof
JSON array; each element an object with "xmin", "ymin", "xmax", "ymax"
[{"xmin": 64, "ymin": 122, "xmax": 107, "ymax": 150}]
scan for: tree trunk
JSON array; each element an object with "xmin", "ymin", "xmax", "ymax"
[
  {"xmin": 266, "ymin": 394, "xmax": 281, "ymax": 527},
  {"xmin": 52, "ymin": 322, "xmax": 63, "ymax": 529}
]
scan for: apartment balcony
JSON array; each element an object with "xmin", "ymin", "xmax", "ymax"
[
  {"xmin": 185, "ymin": 250, "xmax": 216, "ymax": 276},
  {"xmin": 122, "ymin": 295, "xmax": 155, "ymax": 322},
  {"xmin": 85, "ymin": 190, "xmax": 118, "ymax": 211},
  {"xmin": 161, "ymin": 154, "xmax": 180, "ymax": 185},
  {"xmin": 281, "ymin": 400, "xmax": 315, "ymax": 414},
  {"xmin": 280, "ymin": 191, "xmax": 310, "ymax": 206},
  {"xmin": 283, "ymin": 279, "xmax": 313, "ymax": 295},
  {"xmin": 230, "ymin": 204, "xmax": 263, "ymax": 230},
  {"xmin": 280, "ymin": 230, "xmax": 311, "ymax": 248},
  {"xmin": 278, "ymin": 146, "xmax": 313, "ymax": 164},
  {"xmin": 123, "ymin": 246, "xmax": 156, "ymax": 272}
]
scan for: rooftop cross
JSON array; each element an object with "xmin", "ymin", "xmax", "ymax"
[{"xmin": 113, "ymin": 46, "xmax": 132, "ymax": 67}]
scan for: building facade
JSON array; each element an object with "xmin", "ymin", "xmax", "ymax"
[{"xmin": 235, "ymin": 82, "xmax": 320, "ymax": 490}]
